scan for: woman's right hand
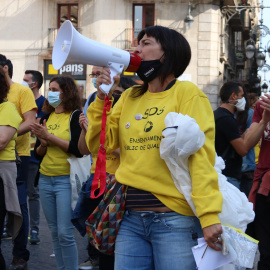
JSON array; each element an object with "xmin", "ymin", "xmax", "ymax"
[
  {"xmin": 203, "ymin": 223, "xmax": 223, "ymax": 251},
  {"xmin": 96, "ymin": 67, "xmax": 120, "ymax": 100},
  {"xmin": 30, "ymin": 119, "xmax": 50, "ymax": 141},
  {"xmin": 79, "ymin": 113, "xmax": 88, "ymax": 132}
]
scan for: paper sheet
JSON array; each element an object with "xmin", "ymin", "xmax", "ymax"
[{"xmin": 192, "ymin": 238, "xmax": 233, "ymax": 270}]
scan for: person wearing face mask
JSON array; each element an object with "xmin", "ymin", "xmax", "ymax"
[
  {"xmin": 214, "ymin": 80, "xmax": 269, "ymax": 190},
  {"xmin": 74, "ymin": 75, "xmax": 137, "ymax": 270},
  {"xmin": 23, "ymin": 70, "xmax": 46, "ymax": 245},
  {"xmin": 83, "ymin": 66, "xmax": 103, "ymax": 116},
  {"xmin": 30, "ymin": 75, "xmax": 82, "ymax": 270},
  {"xmin": 85, "ymin": 26, "xmax": 224, "ymax": 270},
  {"xmin": 235, "ymin": 90, "xmax": 257, "ymax": 197}
]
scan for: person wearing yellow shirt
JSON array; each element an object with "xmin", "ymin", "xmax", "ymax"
[
  {"xmin": 0, "ymin": 54, "xmax": 37, "ymax": 270},
  {"xmin": 31, "ymin": 75, "xmax": 82, "ymax": 270},
  {"xmin": 85, "ymin": 26, "xmax": 223, "ymax": 270},
  {"xmin": 74, "ymin": 76, "xmax": 137, "ymax": 270},
  {"xmin": 0, "ymin": 68, "xmax": 22, "ymax": 270}
]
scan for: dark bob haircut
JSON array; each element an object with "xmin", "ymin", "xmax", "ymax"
[
  {"xmin": 134, "ymin": 25, "xmax": 191, "ymax": 96},
  {"xmin": 43, "ymin": 75, "xmax": 82, "ymax": 113}
]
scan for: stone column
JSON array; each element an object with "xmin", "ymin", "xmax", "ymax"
[{"xmin": 197, "ymin": 4, "xmax": 221, "ymax": 109}]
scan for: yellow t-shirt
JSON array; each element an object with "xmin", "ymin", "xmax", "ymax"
[
  {"xmin": 255, "ymin": 141, "xmax": 260, "ymax": 165},
  {"xmin": 7, "ymin": 83, "xmax": 37, "ymax": 156},
  {"xmin": 40, "ymin": 112, "xmax": 72, "ymax": 176},
  {"xmin": 86, "ymin": 80, "xmax": 222, "ymax": 229},
  {"xmin": 91, "ymin": 153, "xmax": 120, "ymax": 174},
  {"xmin": 0, "ymin": 102, "xmax": 22, "ymax": 161}
]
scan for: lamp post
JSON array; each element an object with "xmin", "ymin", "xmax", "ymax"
[
  {"xmin": 262, "ymin": 81, "xmax": 268, "ymax": 93},
  {"xmin": 256, "ymin": 50, "xmax": 266, "ymax": 67},
  {"xmin": 258, "ymin": 64, "xmax": 270, "ymax": 94},
  {"xmin": 184, "ymin": 2, "xmax": 198, "ymax": 28},
  {"xmin": 245, "ymin": 39, "xmax": 256, "ymax": 59},
  {"xmin": 244, "ymin": 0, "xmax": 270, "ymax": 67},
  {"xmin": 244, "ymin": 38, "xmax": 270, "ymax": 68}
]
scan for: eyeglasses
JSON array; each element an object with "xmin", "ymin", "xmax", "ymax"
[{"xmin": 89, "ymin": 73, "xmax": 101, "ymax": 78}]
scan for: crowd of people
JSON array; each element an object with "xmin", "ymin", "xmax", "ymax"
[{"xmin": 0, "ymin": 24, "xmax": 270, "ymax": 270}]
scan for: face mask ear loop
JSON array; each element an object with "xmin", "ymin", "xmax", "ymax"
[{"xmin": 160, "ymin": 53, "xmax": 165, "ymax": 62}]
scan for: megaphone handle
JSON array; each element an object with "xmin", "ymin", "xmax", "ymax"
[{"xmin": 99, "ymin": 62, "xmax": 124, "ymax": 95}]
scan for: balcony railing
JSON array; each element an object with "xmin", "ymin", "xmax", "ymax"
[
  {"xmin": 48, "ymin": 28, "xmax": 58, "ymax": 49},
  {"xmin": 111, "ymin": 28, "xmax": 150, "ymax": 50},
  {"xmin": 227, "ymin": 43, "xmax": 246, "ymax": 72},
  {"xmin": 48, "ymin": 27, "xmax": 81, "ymax": 49}
]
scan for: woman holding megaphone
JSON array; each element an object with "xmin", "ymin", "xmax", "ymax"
[{"xmin": 85, "ymin": 25, "xmax": 223, "ymax": 270}]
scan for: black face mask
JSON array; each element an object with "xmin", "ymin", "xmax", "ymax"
[{"xmin": 136, "ymin": 59, "xmax": 163, "ymax": 83}]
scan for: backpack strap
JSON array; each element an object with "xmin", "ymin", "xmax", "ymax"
[
  {"xmin": 88, "ymin": 91, "xmax": 97, "ymax": 107},
  {"xmin": 69, "ymin": 110, "xmax": 80, "ymax": 140}
]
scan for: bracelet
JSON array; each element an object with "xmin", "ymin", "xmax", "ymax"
[{"xmin": 40, "ymin": 144, "xmax": 47, "ymax": 148}]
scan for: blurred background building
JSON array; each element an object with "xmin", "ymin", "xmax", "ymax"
[{"xmin": 0, "ymin": 0, "xmax": 264, "ymax": 108}]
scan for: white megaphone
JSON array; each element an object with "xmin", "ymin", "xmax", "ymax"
[{"xmin": 52, "ymin": 20, "xmax": 141, "ymax": 94}]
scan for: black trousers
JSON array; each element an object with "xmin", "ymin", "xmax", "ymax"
[
  {"xmin": 240, "ymin": 170, "xmax": 254, "ymax": 197},
  {"xmin": 254, "ymin": 193, "xmax": 270, "ymax": 270},
  {"xmin": 0, "ymin": 178, "xmax": 7, "ymax": 270},
  {"xmin": 87, "ymin": 229, "xmax": 114, "ymax": 270}
]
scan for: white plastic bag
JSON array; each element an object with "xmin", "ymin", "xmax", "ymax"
[
  {"xmin": 218, "ymin": 225, "xmax": 258, "ymax": 269},
  {"xmin": 68, "ymin": 155, "xmax": 91, "ymax": 210},
  {"xmin": 215, "ymin": 156, "xmax": 254, "ymax": 231},
  {"xmin": 160, "ymin": 112, "xmax": 255, "ymax": 231}
]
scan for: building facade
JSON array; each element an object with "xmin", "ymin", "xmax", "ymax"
[{"xmin": 0, "ymin": 0, "xmax": 260, "ymax": 108}]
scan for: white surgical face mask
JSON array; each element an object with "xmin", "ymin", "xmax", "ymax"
[
  {"xmin": 235, "ymin": 97, "xmax": 246, "ymax": 111},
  {"xmin": 92, "ymin": 78, "xmax": 97, "ymax": 88},
  {"xmin": 21, "ymin": 81, "xmax": 35, "ymax": 89},
  {"xmin": 21, "ymin": 81, "xmax": 29, "ymax": 87},
  {"xmin": 48, "ymin": 91, "xmax": 63, "ymax": 108},
  {"xmin": 28, "ymin": 82, "xmax": 35, "ymax": 90}
]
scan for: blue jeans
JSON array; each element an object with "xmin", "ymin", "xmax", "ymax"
[
  {"xmin": 115, "ymin": 210, "xmax": 203, "ymax": 270},
  {"xmin": 39, "ymin": 174, "xmax": 78, "ymax": 270},
  {"xmin": 13, "ymin": 156, "xmax": 30, "ymax": 261},
  {"xmin": 227, "ymin": 176, "xmax": 240, "ymax": 190}
]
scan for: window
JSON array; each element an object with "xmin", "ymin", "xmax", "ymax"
[
  {"xmin": 58, "ymin": 4, "xmax": 78, "ymax": 28},
  {"xmin": 133, "ymin": 4, "xmax": 154, "ymax": 46}
]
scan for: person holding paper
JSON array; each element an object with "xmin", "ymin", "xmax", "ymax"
[{"xmin": 85, "ymin": 25, "xmax": 223, "ymax": 269}]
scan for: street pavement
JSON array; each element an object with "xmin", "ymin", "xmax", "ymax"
[{"xmin": 2, "ymin": 207, "xmax": 93, "ymax": 270}]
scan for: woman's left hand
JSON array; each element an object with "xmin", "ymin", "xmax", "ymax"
[
  {"xmin": 202, "ymin": 223, "xmax": 223, "ymax": 251},
  {"xmin": 30, "ymin": 119, "xmax": 50, "ymax": 141}
]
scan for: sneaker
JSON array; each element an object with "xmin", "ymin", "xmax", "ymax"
[
  {"xmin": 1, "ymin": 228, "xmax": 12, "ymax": 240},
  {"xmin": 9, "ymin": 256, "xmax": 27, "ymax": 270},
  {"xmin": 79, "ymin": 257, "xmax": 99, "ymax": 270},
  {"xmin": 29, "ymin": 230, "xmax": 40, "ymax": 244}
]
